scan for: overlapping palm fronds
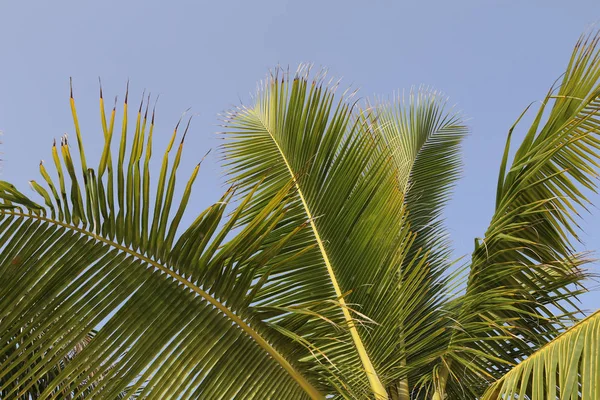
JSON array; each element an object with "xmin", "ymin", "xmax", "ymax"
[
  {"xmin": 363, "ymin": 90, "xmax": 467, "ymax": 398},
  {"xmin": 481, "ymin": 310, "xmax": 600, "ymax": 400},
  {"xmin": 220, "ymin": 66, "xmax": 471, "ymax": 399},
  {"xmin": 1, "ymin": 29, "xmax": 599, "ymax": 400},
  {"xmin": 0, "ymin": 84, "xmax": 327, "ymax": 399},
  {"xmin": 431, "ymin": 31, "xmax": 600, "ymax": 399}
]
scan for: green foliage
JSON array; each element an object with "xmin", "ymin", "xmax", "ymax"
[
  {"xmin": 432, "ymin": 31, "xmax": 600, "ymax": 400},
  {"xmin": 220, "ymin": 68, "xmax": 450, "ymax": 398},
  {"xmin": 481, "ymin": 310, "xmax": 600, "ymax": 400},
  {"xmin": 0, "ymin": 86, "xmax": 323, "ymax": 399},
  {"xmin": 0, "ymin": 31, "xmax": 599, "ymax": 400}
]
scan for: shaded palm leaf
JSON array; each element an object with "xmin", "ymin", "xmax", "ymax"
[{"xmin": 0, "ymin": 332, "xmax": 97, "ymax": 399}]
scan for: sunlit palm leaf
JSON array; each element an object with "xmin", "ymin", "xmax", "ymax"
[
  {"xmin": 433, "ymin": 31, "xmax": 600, "ymax": 399},
  {"xmin": 0, "ymin": 85, "xmax": 325, "ymax": 399},
  {"xmin": 221, "ymin": 67, "xmax": 431, "ymax": 398},
  {"xmin": 481, "ymin": 309, "xmax": 600, "ymax": 400},
  {"xmin": 372, "ymin": 89, "xmax": 466, "ymax": 254},
  {"xmin": 1, "ymin": 29, "xmax": 599, "ymax": 400},
  {"xmin": 366, "ymin": 90, "xmax": 467, "ymax": 397}
]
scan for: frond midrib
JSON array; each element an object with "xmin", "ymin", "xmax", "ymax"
[
  {"xmin": 0, "ymin": 209, "xmax": 324, "ymax": 400},
  {"xmin": 252, "ymin": 111, "xmax": 388, "ymax": 399}
]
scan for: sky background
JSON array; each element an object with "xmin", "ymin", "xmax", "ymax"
[{"xmin": 1, "ymin": 1, "xmax": 599, "ymax": 312}]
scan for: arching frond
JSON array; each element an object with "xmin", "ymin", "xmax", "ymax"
[
  {"xmin": 372, "ymin": 89, "xmax": 466, "ymax": 253},
  {"xmin": 481, "ymin": 310, "xmax": 600, "ymax": 400},
  {"xmin": 365, "ymin": 90, "xmax": 467, "ymax": 397},
  {"xmin": 0, "ymin": 85, "xmax": 325, "ymax": 399},
  {"xmin": 221, "ymin": 67, "xmax": 432, "ymax": 398},
  {"xmin": 434, "ymin": 31, "xmax": 600, "ymax": 399}
]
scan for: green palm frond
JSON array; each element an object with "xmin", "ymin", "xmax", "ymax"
[
  {"xmin": 0, "ymin": 331, "xmax": 98, "ymax": 399},
  {"xmin": 0, "ymin": 84, "xmax": 326, "ymax": 399},
  {"xmin": 221, "ymin": 66, "xmax": 440, "ymax": 398},
  {"xmin": 434, "ymin": 31, "xmax": 600, "ymax": 399},
  {"xmin": 1, "ymin": 29, "xmax": 599, "ymax": 400},
  {"xmin": 372, "ymin": 89, "xmax": 466, "ymax": 251},
  {"xmin": 481, "ymin": 309, "xmax": 600, "ymax": 400},
  {"xmin": 364, "ymin": 90, "xmax": 467, "ymax": 397}
]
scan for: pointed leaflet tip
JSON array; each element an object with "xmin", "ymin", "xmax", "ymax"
[
  {"xmin": 198, "ymin": 149, "xmax": 212, "ymax": 165},
  {"xmin": 69, "ymin": 77, "xmax": 73, "ymax": 98},
  {"xmin": 144, "ymin": 92, "xmax": 151, "ymax": 119},
  {"xmin": 139, "ymin": 89, "xmax": 146, "ymax": 113},
  {"xmin": 113, "ymin": 95, "xmax": 118, "ymax": 110},
  {"xmin": 223, "ymin": 183, "xmax": 238, "ymax": 199},
  {"xmin": 174, "ymin": 107, "xmax": 192, "ymax": 132},
  {"xmin": 98, "ymin": 77, "xmax": 103, "ymax": 99},
  {"xmin": 124, "ymin": 79, "xmax": 129, "ymax": 104},
  {"xmin": 151, "ymin": 94, "xmax": 160, "ymax": 125},
  {"xmin": 165, "ymin": 110, "xmax": 186, "ymax": 153},
  {"xmin": 180, "ymin": 116, "xmax": 193, "ymax": 144}
]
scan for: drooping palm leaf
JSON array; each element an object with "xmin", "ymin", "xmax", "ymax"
[
  {"xmin": 481, "ymin": 309, "xmax": 600, "ymax": 400},
  {"xmin": 0, "ymin": 84, "xmax": 327, "ymax": 399},
  {"xmin": 432, "ymin": 31, "xmax": 600, "ymax": 399}
]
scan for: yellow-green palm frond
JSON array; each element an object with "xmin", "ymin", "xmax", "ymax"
[
  {"xmin": 0, "ymin": 84, "xmax": 326, "ymax": 399},
  {"xmin": 221, "ymin": 66, "xmax": 440, "ymax": 398},
  {"xmin": 434, "ymin": 30, "xmax": 600, "ymax": 399},
  {"xmin": 481, "ymin": 309, "xmax": 600, "ymax": 400}
]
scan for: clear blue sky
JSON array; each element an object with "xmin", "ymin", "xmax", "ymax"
[{"xmin": 1, "ymin": 1, "xmax": 599, "ymax": 312}]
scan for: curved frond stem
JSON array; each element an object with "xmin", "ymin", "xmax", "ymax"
[{"xmin": 254, "ymin": 115, "xmax": 387, "ymax": 399}]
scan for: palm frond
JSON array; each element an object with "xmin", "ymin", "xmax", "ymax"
[
  {"xmin": 365, "ymin": 89, "xmax": 467, "ymax": 397},
  {"xmin": 221, "ymin": 66, "xmax": 438, "ymax": 398},
  {"xmin": 0, "ymin": 331, "xmax": 97, "ymax": 399},
  {"xmin": 0, "ymin": 84, "xmax": 325, "ymax": 399},
  {"xmin": 481, "ymin": 309, "xmax": 600, "ymax": 400},
  {"xmin": 371, "ymin": 88, "xmax": 466, "ymax": 254},
  {"xmin": 435, "ymin": 30, "xmax": 600, "ymax": 399}
]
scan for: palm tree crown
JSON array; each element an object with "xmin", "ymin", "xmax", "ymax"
[{"xmin": 0, "ymin": 32, "xmax": 599, "ymax": 400}]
